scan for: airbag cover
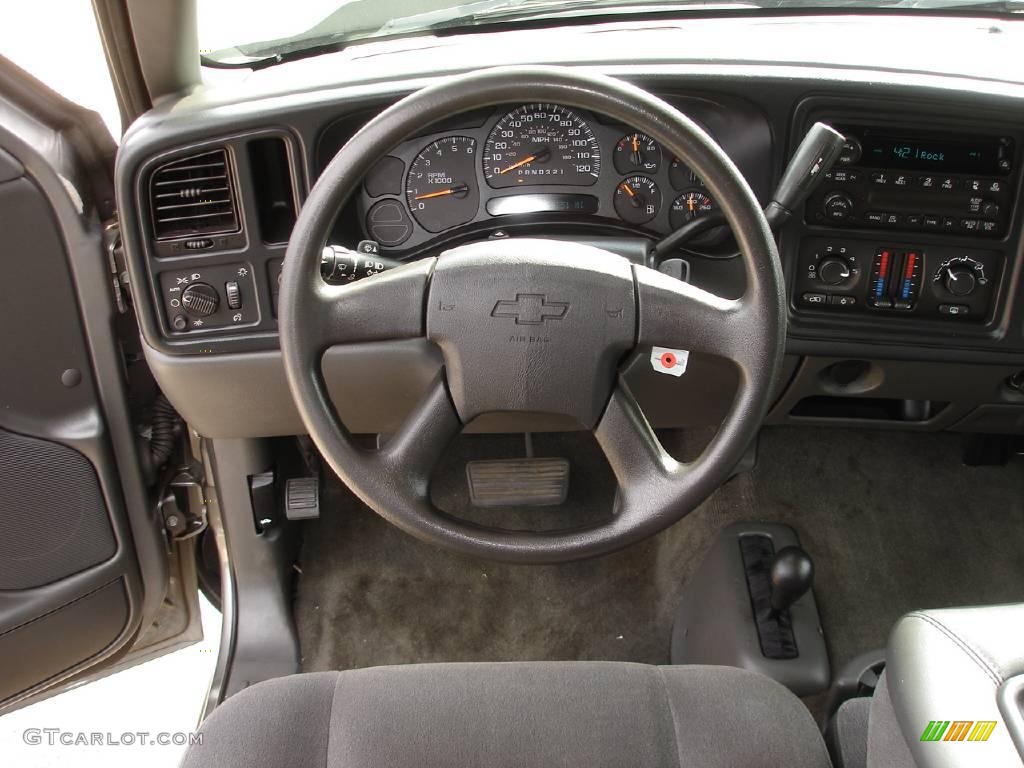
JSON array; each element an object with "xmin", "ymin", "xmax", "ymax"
[{"xmin": 427, "ymin": 239, "xmax": 636, "ymax": 428}]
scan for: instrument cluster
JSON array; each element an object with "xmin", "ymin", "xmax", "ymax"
[{"xmin": 352, "ymin": 102, "xmax": 729, "ymax": 254}]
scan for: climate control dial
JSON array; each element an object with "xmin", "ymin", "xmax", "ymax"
[
  {"xmin": 943, "ymin": 267, "xmax": 977, "ymax": 297},
  {"xmin": 818, "ymin": 257, "xmax": 852, "ymax": 286},
  {"xmin": 934, "ymin": 256, "xmax": 987, "ymax": 298}
]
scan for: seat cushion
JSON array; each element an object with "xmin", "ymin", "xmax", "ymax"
[{"xmin": 182, "ymin": 662, "xmax": 830, "ymax": 768}]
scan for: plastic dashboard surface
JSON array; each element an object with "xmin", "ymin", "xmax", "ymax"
[{"xmin": 114, "ymin": 49, "xmax": 1024, "ymax": 368}]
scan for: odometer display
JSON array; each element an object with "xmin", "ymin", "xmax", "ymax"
[{"xmin": 483, "ymin": 104, "xmax": 601, "ymax": 188}]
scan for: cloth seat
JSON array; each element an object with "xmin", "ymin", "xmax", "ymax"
[{"xmin": 182, "ymin": 662, "xmax": 831, "ymax": 768}]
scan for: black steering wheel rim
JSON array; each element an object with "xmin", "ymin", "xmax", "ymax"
[{"xmin": 279, "ymin": 65, "xmax": 785, "ymax": 563}]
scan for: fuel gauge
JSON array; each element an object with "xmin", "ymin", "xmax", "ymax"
[{"xmin": 614, "ymin": 176, "xmax": 661, "ymax": 225}]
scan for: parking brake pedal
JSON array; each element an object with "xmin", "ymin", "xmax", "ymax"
[
  {"xmin": 467, "ymin": 457, "xmax": 569, "ymax": 507},
  {"xmin": 285, "ymin": 476, "xmax": 320, "ymax": 520}
]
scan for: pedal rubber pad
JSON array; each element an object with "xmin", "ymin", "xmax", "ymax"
[
  {"xmin": 285, "ymin": 476, "xmax": 320, "ymax": 520},
  {"xmin": 466, "ymin": 458, "xmax": 569, "ymax": 507}
]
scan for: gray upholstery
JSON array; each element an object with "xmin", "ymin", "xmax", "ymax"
[
  {"xmin": 182, "ymin": 662, "xmax": 831, "ymax": 768},
  {"xmin": 886, "ymin": 605, "xmax": 1024, "ymax": 768},
  {"xmin": 866, "ymin": 673, "xmax": 917, "ymax": 768},
  {"xmin": 829, "ymin": 697, "xmax": 871, "ymax": 768}
]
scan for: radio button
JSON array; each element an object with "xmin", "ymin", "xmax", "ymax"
[
  {"xmin": 905, "ymin": 213, "xmax": 923, "ymax": 227},
  {"xmin": 980, "ymin": 220, "xmax": 999, "ymax": 234},
  {"xmin": 939, "ymin": 177, "xmax": 959, "ymax": 192},
  {"xmin": 917, "ymin": 175, "xmax": 937, "ymax": 189},
  {"xmin": 826, "ymin": 169, "xmax": 861, "ymax": 184},
  {"xmin": 923, "ymin": 214, "xmax": 941, "ymax": 229},
  {"xmin": 964, "ymin": 178, "xmax": 1003, "ymax": 194},
  {"xmin": 838, "ymin": 137, "xmax": 862, "ymax": 165},
  {"xmin": 942, "ymin": 216, "xmax": 957, "ymax": 231},
  {"xmin": 883, "ymin": 213, "xmax": 902, "ymax": 226},
  {"xmin": 865, "ymin": 211, "xmax": 885, "ymax": 225},
  {"xmin": 893, "ymin": 174, "xmax": 912, "ymax": 187},
  {"xmin": 960, "ymin": 218, "xmax": 980, "ymax": 232},
  {"xmin": 870, "ymin": 171, "xmax": 889, "ymax": 186}
]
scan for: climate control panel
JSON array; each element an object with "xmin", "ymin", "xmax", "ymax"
[{"xmin": 795, "ymin": 238, "xmax": 999, "ymax": 321}]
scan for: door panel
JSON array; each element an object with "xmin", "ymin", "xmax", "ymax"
[{"xmin": 0, "ymin": 63, "xmax": 194, "ymax": 712}]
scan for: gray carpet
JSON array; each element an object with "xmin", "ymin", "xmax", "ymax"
[{"xmin": 294, "ymin": 427, "xmax": 1024, "ymax": 689}]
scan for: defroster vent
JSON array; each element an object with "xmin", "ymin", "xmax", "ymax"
[{"xmin": 150, "ymin": 148, "xmax": 239, "ymax": 240}]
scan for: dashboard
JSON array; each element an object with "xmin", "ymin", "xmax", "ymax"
[
  {"xmin": 317, "ymin": 96, "xmax": 771, "ymax": 257},
  {"xmin": 114, "ymin": 15, "xmax": 1024, "ymax": 440}
]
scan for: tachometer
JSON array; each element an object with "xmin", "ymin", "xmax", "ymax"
[
  {"xmin": 483, "ymin": 104, "xmax": 601, "ymax": 188},
  {"xmin": 405, "ymin": 136, "xmax": 479, "ymax": 233}
]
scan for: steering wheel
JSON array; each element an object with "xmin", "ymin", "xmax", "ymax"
[{"xmin": 279, "ymin": 66, "xmax": 785, "ymax": 563}]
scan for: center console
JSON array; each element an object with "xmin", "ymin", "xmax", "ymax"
[{"xmin": 790, "ymin": 99, "xmax": 1022, "ymax": 337}]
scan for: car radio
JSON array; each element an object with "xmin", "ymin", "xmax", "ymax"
[{"xmin": 804, "ymin": 126, "xmax": 1015, "ymax": 238}]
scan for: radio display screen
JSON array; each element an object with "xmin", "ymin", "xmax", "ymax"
[{"xmin": 859, "ymin": 134, "xmax": 1001, "ymax": 175}]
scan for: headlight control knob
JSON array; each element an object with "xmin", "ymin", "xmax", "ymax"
[{"xmin": 181, "ymin": 282, "xmax": 220, "ymax": 317}]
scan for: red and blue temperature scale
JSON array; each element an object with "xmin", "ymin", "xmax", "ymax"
[{"xmin": 869, "ymin": 248, "xmax": 921, "ymax": 309}]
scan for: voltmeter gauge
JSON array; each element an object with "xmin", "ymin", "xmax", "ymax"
[{"xmin": 614, "ymin": 176, "xmax": 661, "ymax": 225}]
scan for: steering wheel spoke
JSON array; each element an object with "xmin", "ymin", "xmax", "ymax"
[
  {"xmin": 379, "ymin": 373, "xmax": 463, "ymax": 493},
  {"xmin": 307, "ymin": 256, "xmax": 435, "ymax": 349},
  {"xmin": 635, "ymin": 264, "xmax": 754, "ymax": 371},
  {"xmin": 595, "ymin": 383, "xmax": 681, "ymax": 491}
]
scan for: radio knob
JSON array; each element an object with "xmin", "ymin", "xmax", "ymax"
[
  {"xmin": 818, "ymin": 257, "xmax": 852, "ymax": 286},
  {"xmin": 943, "ymin": 267, "xmax": 977, "ymax": 297},
  {"xmin": 181, "ymin": 282, "xmax": 220, "ymax": 317},
  {"xmin": 823, "ymin": 192, "xmax": 854, "ymax": 222}
]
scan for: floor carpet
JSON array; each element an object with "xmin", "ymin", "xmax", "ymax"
[{"xmin": 294, "ymin": 427, "xmax": 1024, "ymax": 696}]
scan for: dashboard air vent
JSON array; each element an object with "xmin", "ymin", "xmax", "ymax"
[{"xmin": 150, "ymin": 149, "xmax": 239, "ymax": 241}]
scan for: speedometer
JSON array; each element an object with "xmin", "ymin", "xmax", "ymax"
[{"xmin": 482, "ymin": 104, "xmax": 601, "ymax": 188}]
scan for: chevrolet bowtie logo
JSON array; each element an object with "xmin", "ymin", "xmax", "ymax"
[{"xmin": 491, "ymin": 293, "xmax": 570, "ymax": 325}]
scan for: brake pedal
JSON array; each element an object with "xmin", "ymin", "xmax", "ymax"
[{"xmin": 467, "ymin": 458, "xmax": 569, "ymax": 507}]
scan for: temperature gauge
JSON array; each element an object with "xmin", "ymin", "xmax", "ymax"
[
  {"xmin": 614, "ymin": 176, "xmax": 661, "ymax": 225},
  {"xmin": 614, "ymin": 132, "xmax": 661, "ymax": 174}
]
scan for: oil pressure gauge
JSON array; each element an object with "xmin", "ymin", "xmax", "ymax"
[{"xmin": 614, "ymin": 132, "xmax": 661, "ymax": 174}]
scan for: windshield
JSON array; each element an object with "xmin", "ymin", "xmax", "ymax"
[{"xmin": 199, "ymin": 0, "xmax": 1022, "ymax": 67}]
